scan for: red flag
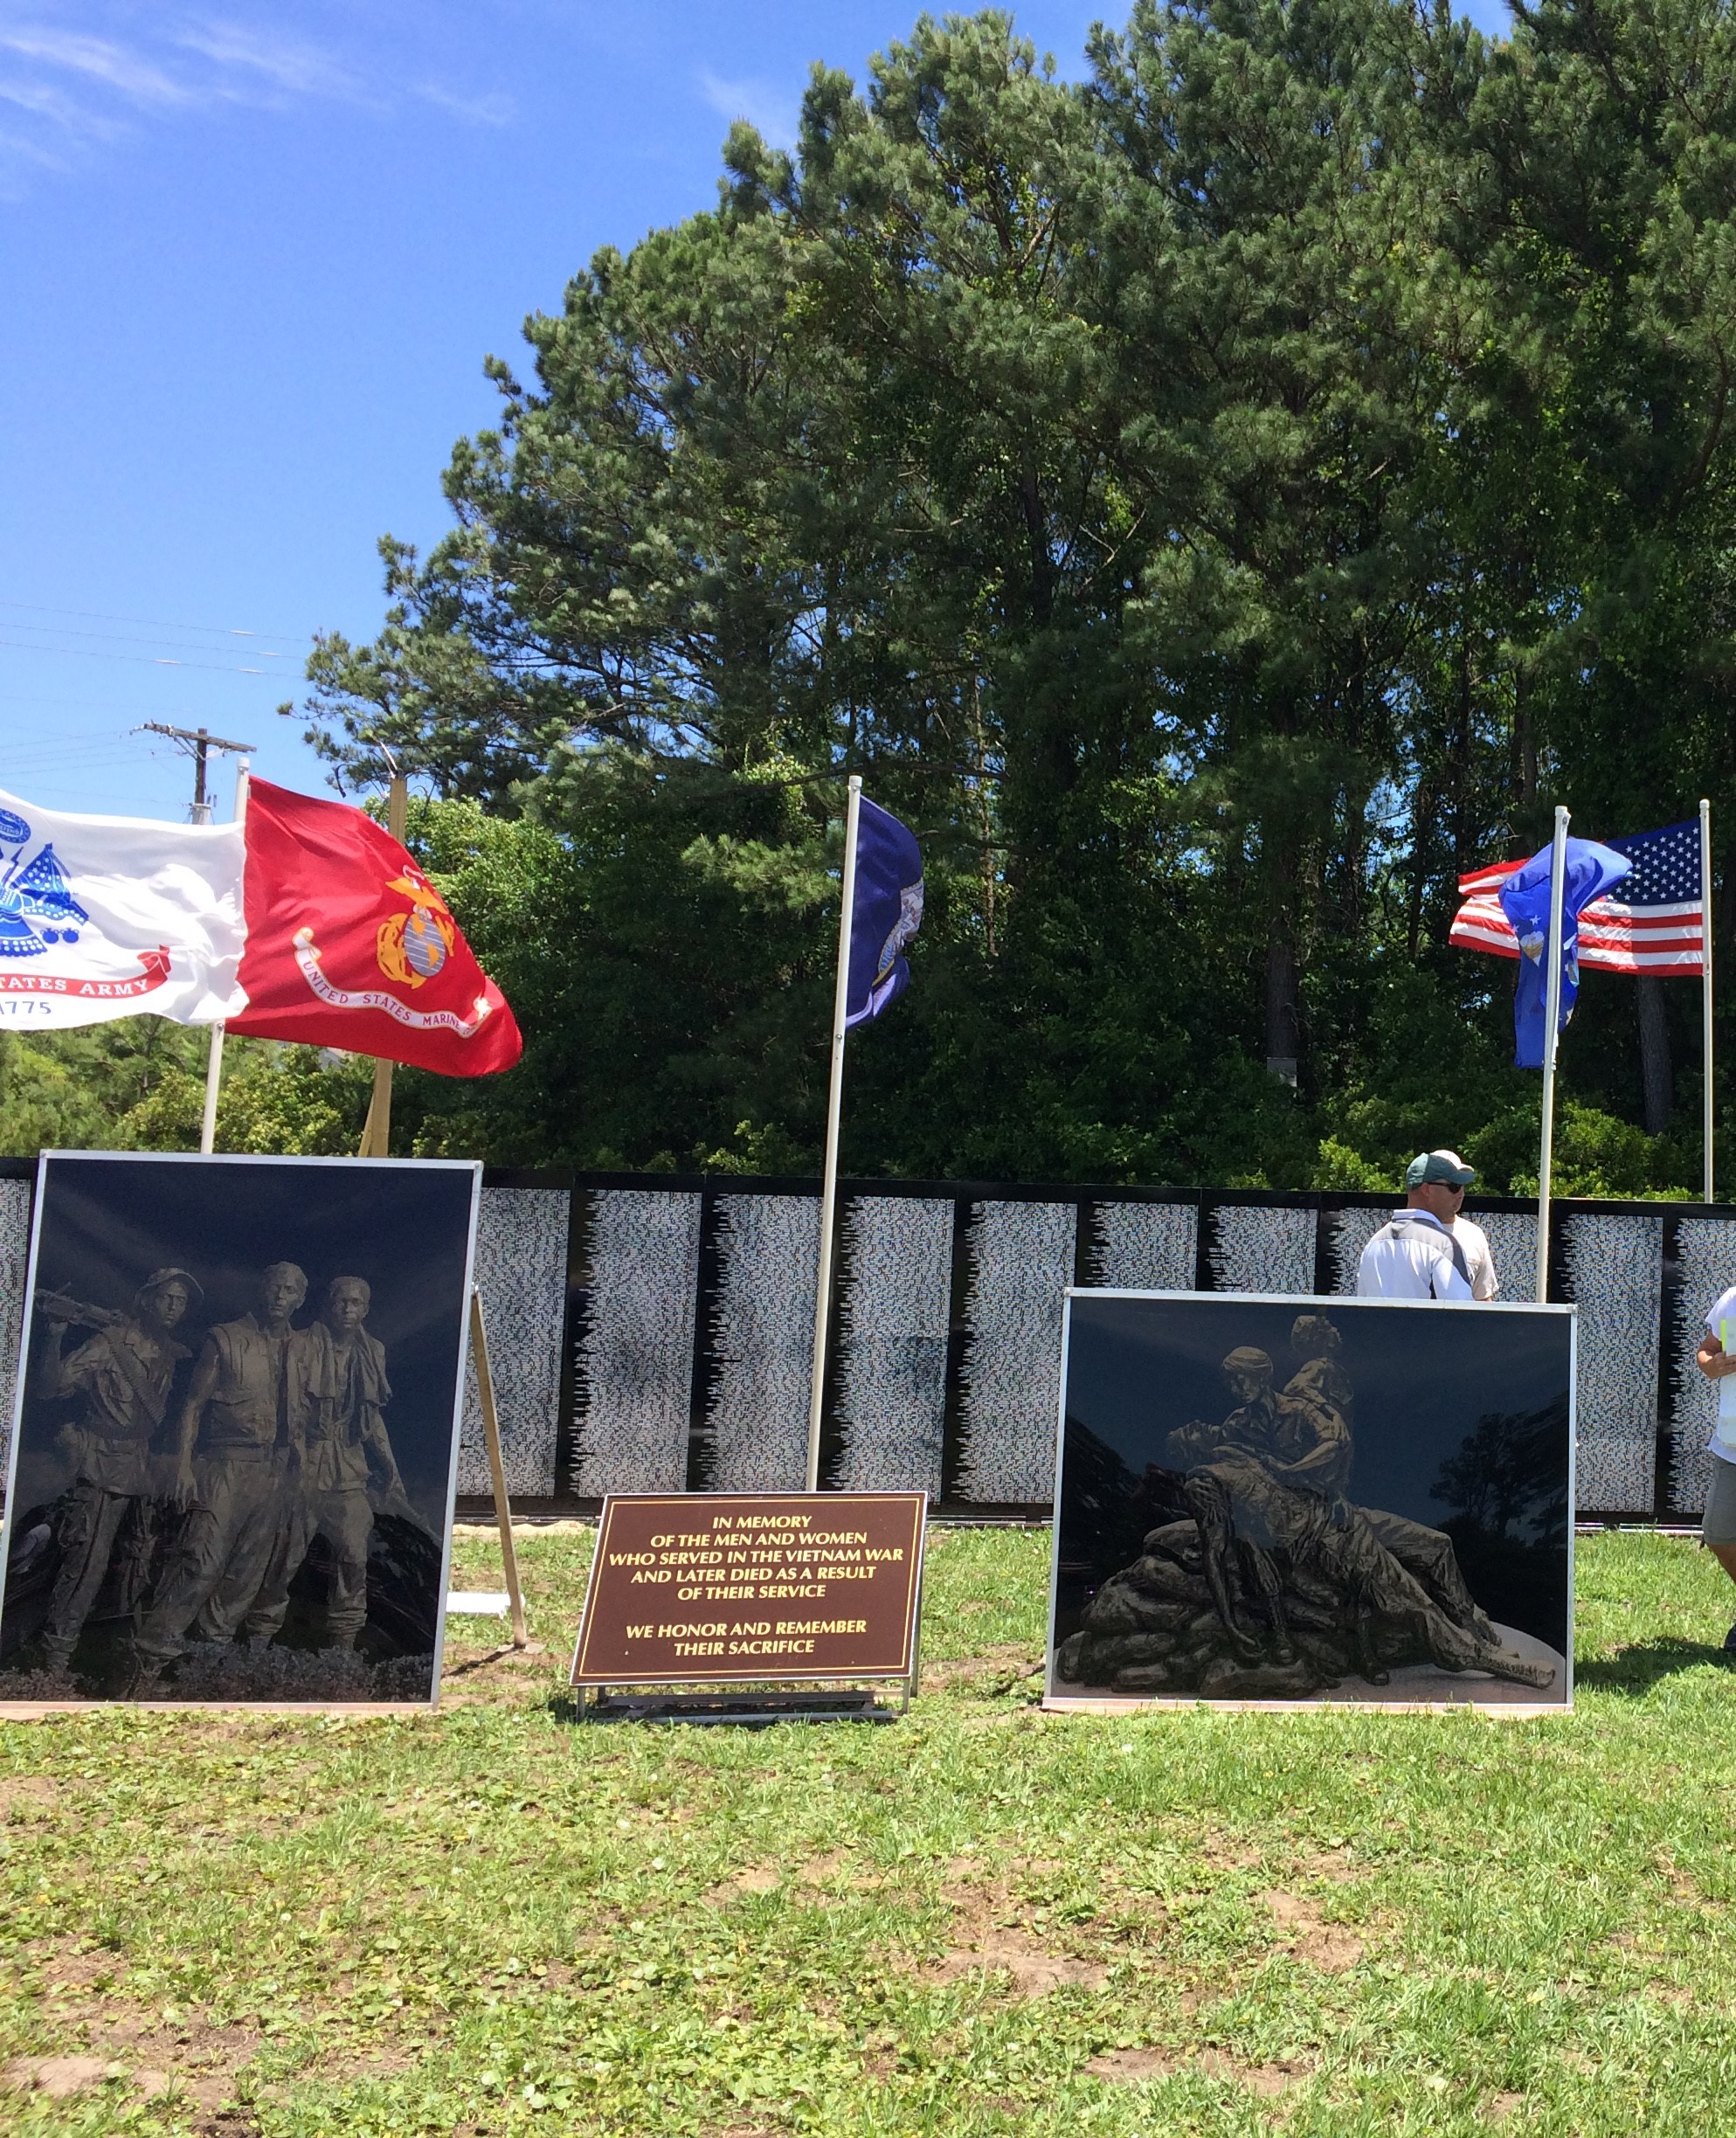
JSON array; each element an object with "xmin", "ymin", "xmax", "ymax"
[{"xmin": 228, "ymin": 778, "xmax": 522, "ymax": 1075}]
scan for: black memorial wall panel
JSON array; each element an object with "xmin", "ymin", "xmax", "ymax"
[{"xmin": 1, "ymin": 1158, "xmax": 1732, "ymax": 1517}]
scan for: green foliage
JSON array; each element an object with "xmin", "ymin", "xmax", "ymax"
[
  {"xmin": 8, "ymin": 3, "xmax": 1725, "ymax": 1187},
  {"xmin": 1, "ymin": 1528, "xmax": 1735, "ymax": 2132},
  {"xmin": 0, "ymin": 1023, "xmax": 370, "ymax": 1160},
  {"xmin": 1471, "ymin": 1098, "xmax": 1692, "ymax": 1201},
  {"xmin": 274, "ymin": 1, "xmax": 1736, "ymax": 1186}
]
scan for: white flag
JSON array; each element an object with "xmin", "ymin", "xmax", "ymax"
[{"xmin": 0, "ymin": 785, "xmax": 246, "ymax": 1030}]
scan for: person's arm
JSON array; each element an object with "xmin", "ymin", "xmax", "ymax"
[
  {"xmin": 31, "ymin": 1318, "xmax": 90, "ymax": 1401},
  {"xmin": 1269, "ymin": 1424, "xmax": 1349, "ymax": 1482},
  {"xmin": 1266, "ymin": 1405, "xmax": 1354, "ymax": 1526},
  {"xmin": 362, "ymin": 1407, "xmax": 406, "ymax": 1496},
  {"xmin": 1698, "ymin": 1332, "xmax": 1736, "ymax": 1380},
  {"xmin": 169, "ymin": 1340, "xmax": 221, "ymax": 1503},
  {"xmin": 1431, "ymin": 1250, "xmax": 1474, "ymax": 1302}
]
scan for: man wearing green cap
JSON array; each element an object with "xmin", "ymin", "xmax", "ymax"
[{"xmin": 1356, "ymin": 1152, "xmax": 1483, "ymax": 1300}]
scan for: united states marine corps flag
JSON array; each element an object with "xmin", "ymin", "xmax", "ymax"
[{"xmin": 227, "ymin": 779, "xmax": 521, "ymax": 1075}]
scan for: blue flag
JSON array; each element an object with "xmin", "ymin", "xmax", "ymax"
[
  {"xmin": 845, "ymin": 795, "xmax": 923, "ymax": 1028},
  {"xmin": 1497, "ymin": 836, "xmax": 1632, "ymax": 1068}
]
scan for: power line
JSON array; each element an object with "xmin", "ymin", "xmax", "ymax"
[
  {"xmin": 0, "ymin": 639, "xmax": 303, "ymax": 678},
  {"xmin": 137, "ymin": 723, "xmax": 258, "ymax": 822},
  {"xmin": 0, "ymin": 692, "xmax": 260, "ymax": 714},
  {"xmin": 0, "ymin": 621, "xmax": 301, "ymax": 657},
  {"xmin": 0, "ymin": 598, "xmax": 315, "ymax": 641}
]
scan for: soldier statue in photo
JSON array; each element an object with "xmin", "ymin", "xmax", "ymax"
[
  {"xmin": 1059, "ymin": 1317, "xmax": 1553, "ymax": 1696},
  {"xmin": 29, "ymin": 1267, "xmax": 200, "ymax": 1674},
  {"xmin": 131, "ymin": 1260, "xmax": 315, "ymax": 1680},
  {"xmin": 1179, "ymin": 1325, "xmax": 1496, "ymax": 1648},
  {"xmin": 243, "ymin": 1275, "xmax": 407, "ymax": 1651}
]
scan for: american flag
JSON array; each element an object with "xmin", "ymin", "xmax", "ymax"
[{"xmin": 1450, "ymin": 819, "xmax": 1705, "ymax": 973}]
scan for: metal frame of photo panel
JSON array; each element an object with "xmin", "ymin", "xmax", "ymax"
[
  {"xmin": 0, "ymin": 1149, "xmax": 483, "ymax": 1714},
  {"xmin": 1044, "ymin": 1288, "xmax": 1578, "ymax": 1717}
]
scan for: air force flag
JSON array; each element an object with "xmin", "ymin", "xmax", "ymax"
[
  {"xmin": 0, "ymin": 785, "xmax": 246, "ymax": 1029},
  {"xmin": 845, "ymin": 795, "xmax": 923, "ymax": 1029},
  {"xmin": 1497, "ymin": 835, "xmax": 1632, "ymax": 1068}
]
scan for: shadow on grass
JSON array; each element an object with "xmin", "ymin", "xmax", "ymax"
[{"xmin": 1576, "ymin": 1638, "xmax": 1736, "ymax": 1694}]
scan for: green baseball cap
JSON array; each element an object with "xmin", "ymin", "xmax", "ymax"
[{"xmin": 1405, "ymin": 1149, "xmax": 1476, "ymax": 1190}]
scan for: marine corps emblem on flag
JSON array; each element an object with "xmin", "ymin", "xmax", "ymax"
[
  {"xmin": 228, "ymin": 779, "xmax": 521, "ymax": 1076},
  {"xmin": 376, "ymin": 868, "xmax": 455, "ymax": 988}
]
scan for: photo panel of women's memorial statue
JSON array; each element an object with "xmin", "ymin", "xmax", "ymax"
[
  {"xmin": 1048, "ymin": 1292, "xmax": 1573, "ymax": 1710},
  {"xmin": 0, "ymin": 1152, "xmax": 481, "ymax": 1706}
]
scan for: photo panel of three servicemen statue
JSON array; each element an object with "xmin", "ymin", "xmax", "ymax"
[
  {"xmin": 1050, "ymin": 1292, "xmax": 1573, "ymax": 1708},
  {"xmin": 0, "ymin": 1154, "xmax": 480, "ymax": 1705}
]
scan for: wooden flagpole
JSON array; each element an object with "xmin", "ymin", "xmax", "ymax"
[
  {"xmin": 468, "ymin": 1287, "xmax": 528, "ymax": 1647},
  {"xmin": 1704, "ymin": 796, "xmax": 1715, "ymax": 1203},
  {"xmin": 357, "ymin": 772, "xmax": 409, "ymax": 1159},
  {"xmin": 198, "ymin": 758, "xmax": 250, "ymax": 1155},
  {"xmin": 806, "ymin": 774, "xmax": 863, "ymax": 1494},
  {"xmin": 1534, "ymin": 805, "xmax": 1570, "ymax": 1301}
]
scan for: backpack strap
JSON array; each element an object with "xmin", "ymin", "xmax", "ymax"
[{"xmin": 1380, "ymin": 1218, "xmax": 1470, "ymax": 1291}]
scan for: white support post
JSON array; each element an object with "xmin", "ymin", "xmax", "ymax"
[
  {"xmin": 806, "ymin": 774, "xmax": 863, "ymax": 1494},
  {"xmin": 1535, "ymin": 804, "xmax": 1570, "ymax": 1302},
  {"xmin": 198, "ymin": 757, "xmax": 250, "ymax": 1156},
  {"xmin": 198, "ymin": 1026, "xmax": 225, "ymax": 1156},
  {"xmin": 1703, "ymin": 797, "xmax": 1715, "ymax": 1204}
]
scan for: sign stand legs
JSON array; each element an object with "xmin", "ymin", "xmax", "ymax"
[{"xmin": 469, "ymin": 1286, "xmax": 528, "ymax": 1649}]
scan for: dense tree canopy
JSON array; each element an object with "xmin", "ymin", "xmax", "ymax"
[{"xmin": 11, "ymin": 0, "xmax": 1736, "ymax": 1195}]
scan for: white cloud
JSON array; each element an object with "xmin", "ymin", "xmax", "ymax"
[
  {"xmin": 0, "ymin": 71, "xmax": 121, "ymax": 132},
  {"xmin": 0, "ymin": 7, "xmax": 515, "ymax": 188},
  {"xmin": 173, "ymin": 19, "xmax": 364, "ymax": 102},
  {"xmin": 0, "ymin": 25, "xmax": 187, "ymax": 103},
  {"xmin": 415, "ymin": 80, "xmax": 513, "ymax": 127},
  {"xmin": 0, "ymin": 113, "xmax": 67, "ymax": 176},
  {"xmin": 698, "ymin": 67, "xmax": 798, "ymax": 152}
]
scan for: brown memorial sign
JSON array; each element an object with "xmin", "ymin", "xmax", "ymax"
[{"xmin": 571, "ymin": 1492, "xmax": 927, "ymax": 1686}]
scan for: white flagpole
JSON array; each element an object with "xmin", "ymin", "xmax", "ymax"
[
  {"xmin": 1535, "ymin": 804, "xmax": 1570, "ymax": 1302},
  {"xmin": 1703, "ymin": 796, "xmax": 1715, "ymax": 1203},
  {"xmin": 806, "ymin": 774, "xmax": 863, "ymax": 1493},
  {"xmin": 198, "ymin": 757, "xmax": 250, "ymax": 1156}
]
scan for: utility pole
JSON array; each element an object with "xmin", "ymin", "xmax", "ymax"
[
  {"xmin": 135, "ymin": 725, "xmax": 257, "ymax": 1155},
  {"xmin": 137, "ymin": 723, "xmax": 257, "ymax": 823}
]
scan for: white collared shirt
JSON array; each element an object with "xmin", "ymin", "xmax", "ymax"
[
  {"xmin": 1356, "ymin": 1208, "xmax": 1473, "ymax": 1301},
  {"xmin": 1705, "ymin": 1286, "xmax": 1736, "ymax": 1464},
  {"xmin": 1455, "ymin": 1216, "xmax": 1498, "ymax": 1301}
]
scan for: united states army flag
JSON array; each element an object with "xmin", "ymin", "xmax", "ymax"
[{"xmin": 0, "ymin": 785, "xmax": 246, "ymax": 1030}]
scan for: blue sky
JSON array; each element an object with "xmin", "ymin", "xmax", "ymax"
[{"xmin": 1, "ymin": 1, "xmax": 1511, "ymax": 821}]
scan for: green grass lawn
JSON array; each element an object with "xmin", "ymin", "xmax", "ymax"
[{"xmin": 2, "ymin": 1525, "xmax": 1735, "ymax": 2135}]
